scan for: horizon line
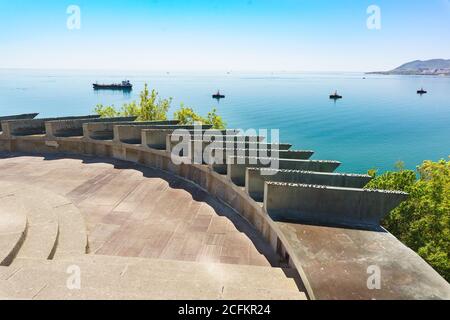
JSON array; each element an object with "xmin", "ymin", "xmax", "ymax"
[{"xmin": 0, "ymin": 66, "xmax": 379, "ymax": 74}]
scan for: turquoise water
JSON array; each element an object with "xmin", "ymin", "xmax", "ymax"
[{"xmin": 1, "ymin": 69, "xmax": 449, "ymax": 174}]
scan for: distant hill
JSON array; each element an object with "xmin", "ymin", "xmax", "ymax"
[{"xmin": 368, "ymin": 59, "xmax": 450, "ymax": 76}]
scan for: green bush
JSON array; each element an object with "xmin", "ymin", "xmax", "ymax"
[
  {"xmin": 366, "ymin": 158, "xmax": 450, "ymax": 281},
  {"xmin": 173, "ymin": 105, "xmax": 226, "ymax": 129}
]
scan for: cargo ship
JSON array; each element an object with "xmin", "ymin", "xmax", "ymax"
[{"xmin": 93, "ymin": 80, "xmax": 132, "ymax": 90}]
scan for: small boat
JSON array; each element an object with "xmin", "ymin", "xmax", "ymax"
[
  {"xmin": 212, "ymin": 90, "xmax": 225, "ymax": 99},
  {"xmin": 330, "ymin": 91, "xmax": 343, "ymax": 99},
  {"xmin": 93, "ymin": 80, "xmax": 132, "ymax": 91},
  {"xmin": 417, "ymin": 88, "xmax": 427, "ymax": 95}
]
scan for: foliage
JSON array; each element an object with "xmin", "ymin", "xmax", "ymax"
[
  {"xmin": 366, "ymin": 158, "xmax": 450, "ymax": 281},
  {"xmin": 94, "ymin": 84, "xmax": 226, "ymax": 129},
  {"xmin": 367, "ymin": 168, "xmax": 378, "ymax": 178},
  {"xmin": 94, "ymin": 104, "xmax": 119, "ymax": 118},
  {"xmin": 205, "ymin": 108, "xmax": 227, "ymax": 130},
  {"xmin": 173, "ymin": 105, "xmax": 226, "ymax": 129},
  {"xmin": 173, "ymin": 105, "xmax": 204, "ymax": 125}
]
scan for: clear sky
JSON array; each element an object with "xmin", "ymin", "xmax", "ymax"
[{"xmin": 1, "ymin": 0, "xmax": 449, "ymax": 72}]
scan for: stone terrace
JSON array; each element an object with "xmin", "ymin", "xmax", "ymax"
[{"xmin": 0, "ymin": 114, "xmax": 449, "ymax": 300}]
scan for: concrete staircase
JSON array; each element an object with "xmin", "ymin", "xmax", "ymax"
[{"xmin": 0, "ymin": 255, "xmax": 306, "ymax": 300}]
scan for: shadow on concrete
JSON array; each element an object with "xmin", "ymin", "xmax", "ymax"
[{"xmin": 270, "ymin": 215, "xmax": 388, "ymax": 233}]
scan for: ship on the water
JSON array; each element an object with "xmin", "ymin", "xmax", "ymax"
[
  {"xmin": 212, "ymin": 90, "xmax": 225, "ymax": 99},
  {"xmin": 329, "ymin": 90, "xmax": 343, "ymax": 100},
  {"xmin": 93, "ymin": 80, "xmax": 132, "ymax": 91}
]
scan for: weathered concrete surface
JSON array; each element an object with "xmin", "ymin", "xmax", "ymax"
[
  {"xmin": 1, "ymin": 184, "xmax": 59, "ymax": 262},
  {"xmin": 0, "ymin": 113, "xmax": 38, "ymax": 132},
  {"xmin": 83, "ymin": 120, "xmax": 180, "ymax": 141},
  {"xmin": 0, "ymin": 255, "xmax": 306, "ymax": 300},
  {"xmin": 45, "ymin": 116, "xmax": 137, "ymax": 138},
  {"xmin": 246, "ymin": 168, "xmax": 372, "ymax": 201},
  {"xmin": 0, "ymin": 182, "xmax": 87, "ymax": 262},
  {"xmin": 264, "ymin": 182, "xmax": 408, "ymax": 228},
  {"xmin": 114, "ymin": 125, "xmax": 213, "ymax": 144},
  {"xmin": 227, "ymin": 156, "xmax": 341, "ymax": 186},
  {"xmin": 277, "ymin": 222, "xmax": 450, "ymax": 300},
  {"xmin": 0, "ymin": 186, "xmax": 27, "ymax": 265},
  {"xmin": 0, "ymin": 153, "xmax": 280, "ymax": 267},
  {"xmin": 0, "ymin": 128, "xmax": 447, "ymax": 300},
  {"xmin": 142, "ymin": 129, "xmax": 239, "ymax": 150},
  {"xmin": 1, "ymin": 115, "xmax": 100, "ymax": 137}
]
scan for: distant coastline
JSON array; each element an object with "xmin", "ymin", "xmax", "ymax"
[{"xmin": 368, "ymin": 59, "xmax": 450, "ymax": 76}]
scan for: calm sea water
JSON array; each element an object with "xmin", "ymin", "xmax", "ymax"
[{"xmin": 1, "ymin": 69, "xmax": 449, "ymax": 174}]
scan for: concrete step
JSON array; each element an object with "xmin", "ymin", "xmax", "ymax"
[
  {"xmin": 0, "ymin": 255, "xmax": 307, "ymax": 300},
  {"xmin": 52, "ymin": 202, "xmax": 88, "ymax": 259},
  {"xmin": 0, "ymin": 196, "xmax": 27, "ymax": 265},
  {"xmin": 1, "ymin": 183, "xmax": 87, "ymax": 264},
  {"xmin": 65, "ymin": 254, "xmax": 302, "ymax": 291},
  {"xmin": 11, "ymin": 195, "xmax": 59, "ymax": 262}
]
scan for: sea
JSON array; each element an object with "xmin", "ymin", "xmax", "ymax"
[{"xmin": 1, "ymin": 69, "xmax": 449, "ymax": 174}]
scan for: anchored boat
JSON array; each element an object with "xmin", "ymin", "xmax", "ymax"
[
  {"xmin": 93, "ymin": 80, "xmax": 132, "ymax": 91},
  {"xmin": 330, "ymin": 91, "xmax": 343, "ymax": 100},
  {"xmin": 212, "ymin": 90, "xmax": 225, "ymax": 99},
  {"xmin": 417, "ymin": 88, "xmax": 427, "ymax": 95}
]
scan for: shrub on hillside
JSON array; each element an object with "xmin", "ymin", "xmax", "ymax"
[{"xmin": 366, "ymin": 158, "xmax": 450, "ymax": 281}]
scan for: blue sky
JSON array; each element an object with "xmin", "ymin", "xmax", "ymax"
[{"xmin": 0, "ymin": 0, "xmax": 449, "ymax": 71}]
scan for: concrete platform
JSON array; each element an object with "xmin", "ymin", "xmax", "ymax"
[
  {"xmin": 0, "ymin": 152, "xmax": 307, "ymax": 300},
  {"xmin": 277, "ymin": 222, "xmax": 450, "ymax": 300},
  {"xmin": 0, "ymin": 255, "xmax": 306, "ymax": 300},
  {"xmin": 0, "ymin": 153, "xmax": 281, "ymax": 267}
]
